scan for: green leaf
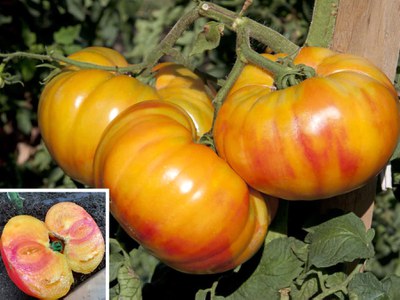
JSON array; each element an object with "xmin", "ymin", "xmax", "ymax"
[
  {"xmin": 325, "ymin": 271, "xmax": 347, "ymax": 288},
  {"xmin": 22, "ymin": 25, "xmax": 37, "ymax": 47},
  {"xmin": 129, "ymin": 247, "xmax": 159, "ymax": 283},
  {"xmin": 195, "ymin": 289, "xmax": 210, "ymax": 300},
  {"xmin": 16, "ymin": 108, "xmax": 32, "ymax": 135},
  {"xmin": 117, "ymin": 265, "xmax": 142, "ymax": 300},
  {"xmin": 291, "ymin": 238, "xmax": 309, "ymax": 263},
  {"xmin": 66, "ymin": 0, "xmax": 86, "ymax": 21},
  {"xmin": 290, "ymin": 276, "xmax": 319, "ymax": 300},
  {"xmin": 190, "ymin": 21, "xmax": 224, "ymax": 56},
  {"xmin": 220, "ymin": 237, "xmax": 304, "ymax": 300},
  {"xmin": 110, "ymin": 238, "xmax": 125, "ymax": 254},
  {"xmin": 53, "ymin": 25, "xmax": 81, "ymax": 45},
  {"xmin": 305, "ymin": 213, "xmax": 375, "ymax": 268},
  {"xmin": 110, "ymin": 252, "xmax": 125, "ymax": 282},
  {"xmin": 381, "ymin": 275, "xmax": 400, "ymax": 299},
  {"xmin": 348, "ymin": 273, "xmax": 389, "ymax": 300},
  {"xmin": 6, "ymin": 192, "xmax": 24, "ymax": 212},
  {"xmin": 325, "ymin": 271, "xmax": 347, "ymax": 300},
  {"xmin": 0, "ymin": 14, "xmax": 12, "ymax": 25}
]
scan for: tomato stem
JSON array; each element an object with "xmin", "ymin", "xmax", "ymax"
[
  {"xmin": 0, "ymin": 51, "xmax": 145, "ymax": 74},
  {"xmin": 313, "ymin": 263, "xmax": 363, "ymax": 300},
  {"xmin": 198, "ymin": 38, "xmax": 246, "ymax": 149},
  {"xmin": 305, "ymin": 0, "xmax": 339, "ymax": 47},
  {"xmin": 236, "ymin": 24, "xmax": 315, "ymax": 89},
  {"xmin": 140, "ymin": 8, "xmax": 201, "ymax": 76},
  {"xmin": 198, "ymin": 1, "xmax": 299, "ymax": 54}
]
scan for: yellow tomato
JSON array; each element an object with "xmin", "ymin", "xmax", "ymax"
[
  {"xmin": 94, "ymin": 100, "xmax": 275, "ymax": 274},
  {"xmin": 153, "ymin": 62, "xmax": 215, "ymax": 138},
  {"xmin": 38, "ymin": 47, "xmax": 160, "ymax": 185}
]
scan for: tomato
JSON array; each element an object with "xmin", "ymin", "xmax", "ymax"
[
  {"xmin": 94, "ymin": 100, "xmax": 276, "ymax": 274},
  {"xmin": 153, "ymin": 62, "xmax": 215, "ymax": 138},
  {"xmin": 38, "ymin": 47, "xmax": 160, "ymax": 186},
  {"xmin": 1, "ymin": 202, "xmax": 104, "ymax": 299},
  {"xmin": 214, "ymin": 46, "xmax": 400, "ymax": 200},
  {"xmin": 0, "ymin": 215, "xmax": 74, "ymax": 299}
]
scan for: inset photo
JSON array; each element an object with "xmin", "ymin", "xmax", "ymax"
[{"xmin": 0, "ymin": 189, "xmax": 108, "ymax": 300}]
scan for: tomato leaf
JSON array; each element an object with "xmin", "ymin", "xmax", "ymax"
[
  {"xmin": 382, "ymin": 275, "xmax": 400, "ymax": 299},
  {"xmin": 109, "ymin": 252, "xmax": 125, "ymax": 282},
  {"xmin": 348, "ymin": 273, "xmax": 389, "ymax": 300},
  {"xmin": 290, "ymin": 276, "xmax": 319, "ymax": 300},
  {"xmin": 190, "ymin": 21, "xmax": 224, "ymax": 56},
  {"xmin": 216, "ymin": 237, "xmax": 304, "ymax": 300},
  {"xmin": 115, "ymin": 265, "xmax": 142, "ymax": 300},
  {"xmin": 305, "ymin": 213, "xmax": 375, "ymax": 268},
  {"xmin": 129, "ymin": 247, "xmax": 159, "ymax": 283},
  {"xmin": 53, "ymin": 25, "xmax": 81, "ymax": 45}
]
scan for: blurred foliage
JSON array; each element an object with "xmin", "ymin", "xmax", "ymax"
[{"xmin": 367, "ymin": 161, "xmax": 400, "ymax": 280}]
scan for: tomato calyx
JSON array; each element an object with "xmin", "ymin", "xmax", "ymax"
[
  {"xmin": 275, "ymin": 62, "xmax": 316, "ymax": 89},
  {"xmin": 49, "ymin": 235, "xmax": 64, "ymax": 253},
  {"xmin": 236, "ymin": 25, "xmax": 315, "ymax": 90},
  {"xmin": 198, "ymin": 131, "xmax": 216, "ymax": 151}
]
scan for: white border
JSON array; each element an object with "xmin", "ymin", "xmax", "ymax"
[{"xmin": 0, "ymin": 188, "xmax": 110, "ymax": 300}]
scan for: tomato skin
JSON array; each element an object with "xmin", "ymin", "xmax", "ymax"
[
  {"xmin": 94, "ymin": 100, "xmax": 273, "ymax": 274},
  {"xmin": 38, "ymin": 47, "xmax": 160, "ymax": 186},
  {"xmin": 214, "ymin": 47, "xmax": 400, "ymax": 200},
  {"xmin": 153, "ymin": 62, "xmax": 215, "ymax": 138}
]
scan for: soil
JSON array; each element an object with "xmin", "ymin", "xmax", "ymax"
[{"xmin": 0, "ymin": 191, "xmax": 107, "ymax": 299}]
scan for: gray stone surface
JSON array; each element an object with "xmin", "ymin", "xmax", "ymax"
[{"xmin": 0, "ymin": 191, "xmax": 106, "ymax": 299}]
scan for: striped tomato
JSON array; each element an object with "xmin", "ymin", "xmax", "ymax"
[
  {"xmin": 214, "ymin": 47, "xmax": 400, "ymax": 200},
  {"xmin": 94, "ymin": 100, "xmax": 277, "ymax": 274}
]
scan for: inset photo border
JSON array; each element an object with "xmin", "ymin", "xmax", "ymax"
[{"xmin": 0, "ymin": 189, "xmax": 109, "ymax": 300}]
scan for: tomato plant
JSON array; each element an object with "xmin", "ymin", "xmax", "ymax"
[
  {"xmin": 38, "ymin": 47, "xmax": 160, "ymax": 186},
  {"xmin": 94, "ymin": 100, "xmax": 277, "ymax": 274},
  {"xmin": 214, "ymin": 47, "xmax": 400, "ymax": 200}
]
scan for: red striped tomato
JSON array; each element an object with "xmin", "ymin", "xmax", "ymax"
[
  {"xmin": 94, "ymin": 100, "xmax": 277, "ymax": 274},
  {"xmin": 214, "ymin": 47, "xmax": 400, "ymax": 200}
]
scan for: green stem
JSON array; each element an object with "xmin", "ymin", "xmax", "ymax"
[
  {"xmin": 141, "ymin": 7, "xmax": 201, "ymax": 76},
  {"xmin": 212, "ymin": 58, "xmax": 245, "ymax": 115},
  {"xmin": 199, "ymin": 1, "xmax": 299, "ymax": 54},
  {"xmin": 305, "ymin": 0, "xmax": 339, "ymax": 47},
  {"xmin": 236, "ymin": 22, "xmax": 315, "ymax": 89},
  {"xmin": 198, "ymin": 37, "xmax": 246, "ymax": 149},
  {"xmin": 197, "ymin": 57, "xmax": 245, "ymax": 150},
  {"xmin": 313, "ymin": 263, "xmax": 363, "ymax": 300},
  {"xmin": 316, "ymin": 270, "xmax": 328, "ymax": 293},
  {"xmin": 0, "ymin": 51, "xmax": 145, "ymax": 74}
]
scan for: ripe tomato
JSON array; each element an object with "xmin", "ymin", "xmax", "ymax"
[
  {"xmin": 214, "ymin": 47, "xmax": 400, "ymax": 200},
  {"xmin": 153, "ymin": 62, "xmax": 215, "ymax": 138},
  {"xmin": 38, "ymin": 47, "xmax": 160, "ymax": 186},
  {"xmin": 94, "ymin": 100, "xmax": 276, "ymax": 274}
]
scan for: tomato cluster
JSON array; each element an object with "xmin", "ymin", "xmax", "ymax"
[{"xmin": 38, "ymin": 46, "xmax": 399, "ymax": 273}]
